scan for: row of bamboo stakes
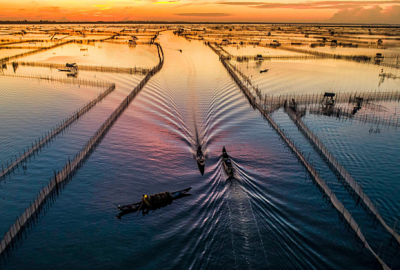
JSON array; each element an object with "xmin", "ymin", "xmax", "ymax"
[
  {"xmin": 262, "ymin": 45, "xmax": 400, "ymax": 69},
  {"xmin": 214, "ymin": 44, "xmax": 400, "ymax": 129},
  {"xmin": 0, "ymin": 43, "xmax": 164, "ymax": 258},
  {"xmin": 0, "ymin": 82, "xmax": 115, "ymax": 180},
  {"xmin": 256, "ymin": 91, "xmax": 400, "ymax": 128},
  {"xmin": 0, "ymin": 40, "xmax": 75, "ymax": 64},
  {"xmin": 287, "ymin": 108, "xmax": 400, "ymax": 245},
  {"xmin": 265, "ymin": 91, "xmax": 400, "ymax": 106},
  {"xmin": 209, "ymin": 43, "xmax": 392, "ymax": 270},
  {"xmin": 0, "ymin": 39, "xmax": 51, "ymax": 46},
  {"xmin": 0, "ymin": 73, "xmax": 113, "ymax": 88},
  {"xmin": 206, "ymin": 38, "xmax": 400, "ymax": 68},
  {"xmin": 9, "ymin": 61, "xmax": 151, "ymax": 76},
  {"xmin": 308, "ymin": 106, "xmax": 400, "ymax": 127},
  {"xmin": 0, "ymin": 36, "xmax": 121, "ymax": 64}
]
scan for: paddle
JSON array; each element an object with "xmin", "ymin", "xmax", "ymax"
[{"xmin": 137, "ymin": 202, "xmax": 144, "ymax": 216}]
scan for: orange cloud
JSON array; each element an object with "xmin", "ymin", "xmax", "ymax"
[
  {"xmin": 38, "ymin": 6, "xmax": 61, "ymax": 13},
  {"xmin": 326, "ymin": 4, "xmax": 400, "ymax": 23},
  {"xmin": 218, "ymin": 0, "xmax": 400, "ymax": 9},
  {"xmin": 175, "ymin": 12, "xmax": 232, "ymax": 17},
  {"xmin": 154, "ymin": 0, "xmax": 180, "ymax": 4},
  {"xmin": 93, "ymin": 5, "xmax": 111, "ymax": 10}
]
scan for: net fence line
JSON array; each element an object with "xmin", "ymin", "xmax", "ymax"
[
  {"xmin": 0, "ymin": 72, "xmax": 113, "ymax": 88},
  {"xmin": 0, "ymin": 40, "xmax": 50, "ymax": 46},
  {"xmin": 12, "ymin": 61, "xmax": 151, "ymax": 75},
  {"xmin": 0, "ymin": 42, "xmax": 164, "ymax": 257},
  {"xmin": 0, "ymin": 37, "xmax": 117, "ymax": 64},
  {"xmin": 234, "ymin": 54, "xmax": 321, "ymax": 62},
  {"xmin": 103, "ymin": 40, "xmax": 156, "ymax": 45},
  {"xmin": 208, "ymin": 43, "xmax": 391, "ymax": 269},
  {"xmin": 213, "ymin": 43, "xmax": 400, "ymax": 125},
  {"xmin": 0, "ymin": 40, "xmax": 75, "ymax": 63},
  {"xmin": 286, "ymin": 108, "xmax": 400, "ymax": 246},
  {"xmin": 262, "ymin": 91, "xmax": 400, "ymax": 108},
  {"xmin": 0, "ymin": 83, "xmax": 115, "ymax": 179},
  {"xmin": 308, "ymin": 106, "xmax": 400, "ymax": 127},
  {"xmin": 261, "ymin": 45, "xmax": 400, "ymax": 69},
  {"xmin": 0, "ymin": 46, "xmax": 51, "ymax": 50}
]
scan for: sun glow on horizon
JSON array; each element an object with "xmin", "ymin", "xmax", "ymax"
[{"xmin": 0, "ymin": 0, "xmax": 399, "ymax": 23}]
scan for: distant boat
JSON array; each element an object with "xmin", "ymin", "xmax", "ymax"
[
  {"xmin": 196, "ymin": 145, "xmax": 205, "ymax": 166},
  {"xmin": 222, "ymin": 146, "xmax": 234, "ymax": 177},
  {"xmin": 196, "ymin": 145, "xmax": 205, "ymax": 175}
]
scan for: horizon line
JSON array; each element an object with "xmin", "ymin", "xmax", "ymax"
[{"xmin": 1, "ymin": 20, "xmax": 400, "ymax": 27}]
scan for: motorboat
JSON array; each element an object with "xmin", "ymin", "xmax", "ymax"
[
  {"xmin": 222, "ymin": 146, "xmax": 234, "ymax": 177},
  {"xmin": 196, "ymin": 145, "xmax": 205, "ymax": 166}
]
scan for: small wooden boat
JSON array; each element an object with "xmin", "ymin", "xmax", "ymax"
[
  {"xmin": 222, "ymin": 146, "xmax": 234, "ymax": 177},
  {"xmin": 260, "ymin": 69, "xmax": 269, "ymax": 73},
  {"xmin": 117, "ymin": 187, "xmax": 192, "ymax": 217},
  {"xmin": 196, "ymin": 145, "xmax": 205, "ymax": 167}
]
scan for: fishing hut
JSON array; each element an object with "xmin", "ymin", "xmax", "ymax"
[
  {"xmin": 128, "ymin": 40, "xmax": 137, "ymax": 46},
  {"xmin": 59, "ymin": 63, "xmax": 78, "ymax": 77},
  {"xmin": 352, "ymin": 96, "xmax": 363, "ymax": 114},
  {"xmin": 375, "ymin": 53, "xmax": 384, "ymax": 62},
  {"xmin": 284, "ymin": 98, "xmax": 298, "ymax": 113},
  {"xmin": 12, "ymin": 62, "xmax": 19, "ymax": 72},
  {"xmin": 129, "ymin": 36, "xmax": 138, "ymax": 46},
  {"xmin": 269, "ymin": 41, "xmax": 280, "ymax": 48},
  {"xmin": 65, "ymin": 63, "xmax": 78, "ymax": 70},
  {"xmin": 320, "ymin": 92, "xmax": 336, "ymax": 115}
]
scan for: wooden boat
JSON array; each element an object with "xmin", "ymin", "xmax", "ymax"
[
  {"xmin": 196, "ymin": 145, "xmax": 205, "ymax": 167},
  {"xmin": 222, "ymin": 146, "xmax": 234, "ymax": 177},
  {"xmin": 116, "ymin": 187, "xmax": 192, "ymax": 217}
]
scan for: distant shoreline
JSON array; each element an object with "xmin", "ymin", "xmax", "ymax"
[{"xmin": 0, "ymin": 21, "xmax": 400, "ymax": 27}]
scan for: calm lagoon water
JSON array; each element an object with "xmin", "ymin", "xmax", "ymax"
[
  {"xmin": 1, "ymin": 31, "xmax": 399, "ymax": 270},
  {"xmin": 17, "ymin": 43, "xmax": 159, "ymax": 69}
]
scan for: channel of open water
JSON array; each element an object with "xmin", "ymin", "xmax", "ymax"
[{"xmin": 1, "ymin": 31, "xmax": 399, "ymax": 269}]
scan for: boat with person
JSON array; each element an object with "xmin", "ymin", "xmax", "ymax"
[
  {"xmin": 196, "ymin": 145, "xmax": 205, "ymax": 175},
  {"xmin": 196, "ymin": 145, "xmax": 205, "ymax": 166},
  {"xmin": 116, "ymin": 187, "xmax": 192, "ymax": 218},
  {"xmin": 222, "ymin": 146, "xmax": 234, "ymax": 177}
]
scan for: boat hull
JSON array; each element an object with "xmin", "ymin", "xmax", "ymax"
[
  {"xmin": 117, "ymin": 187, "xmax": 192, "ymax": 214},
  {"xmin": 223, "ymin": 160, "xmax": 234, "ymax": 177}
]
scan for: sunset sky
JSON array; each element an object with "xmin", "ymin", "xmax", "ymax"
[{"xmin": 0, "ymin": 0, "xmax": 400, "ymax": 23}]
